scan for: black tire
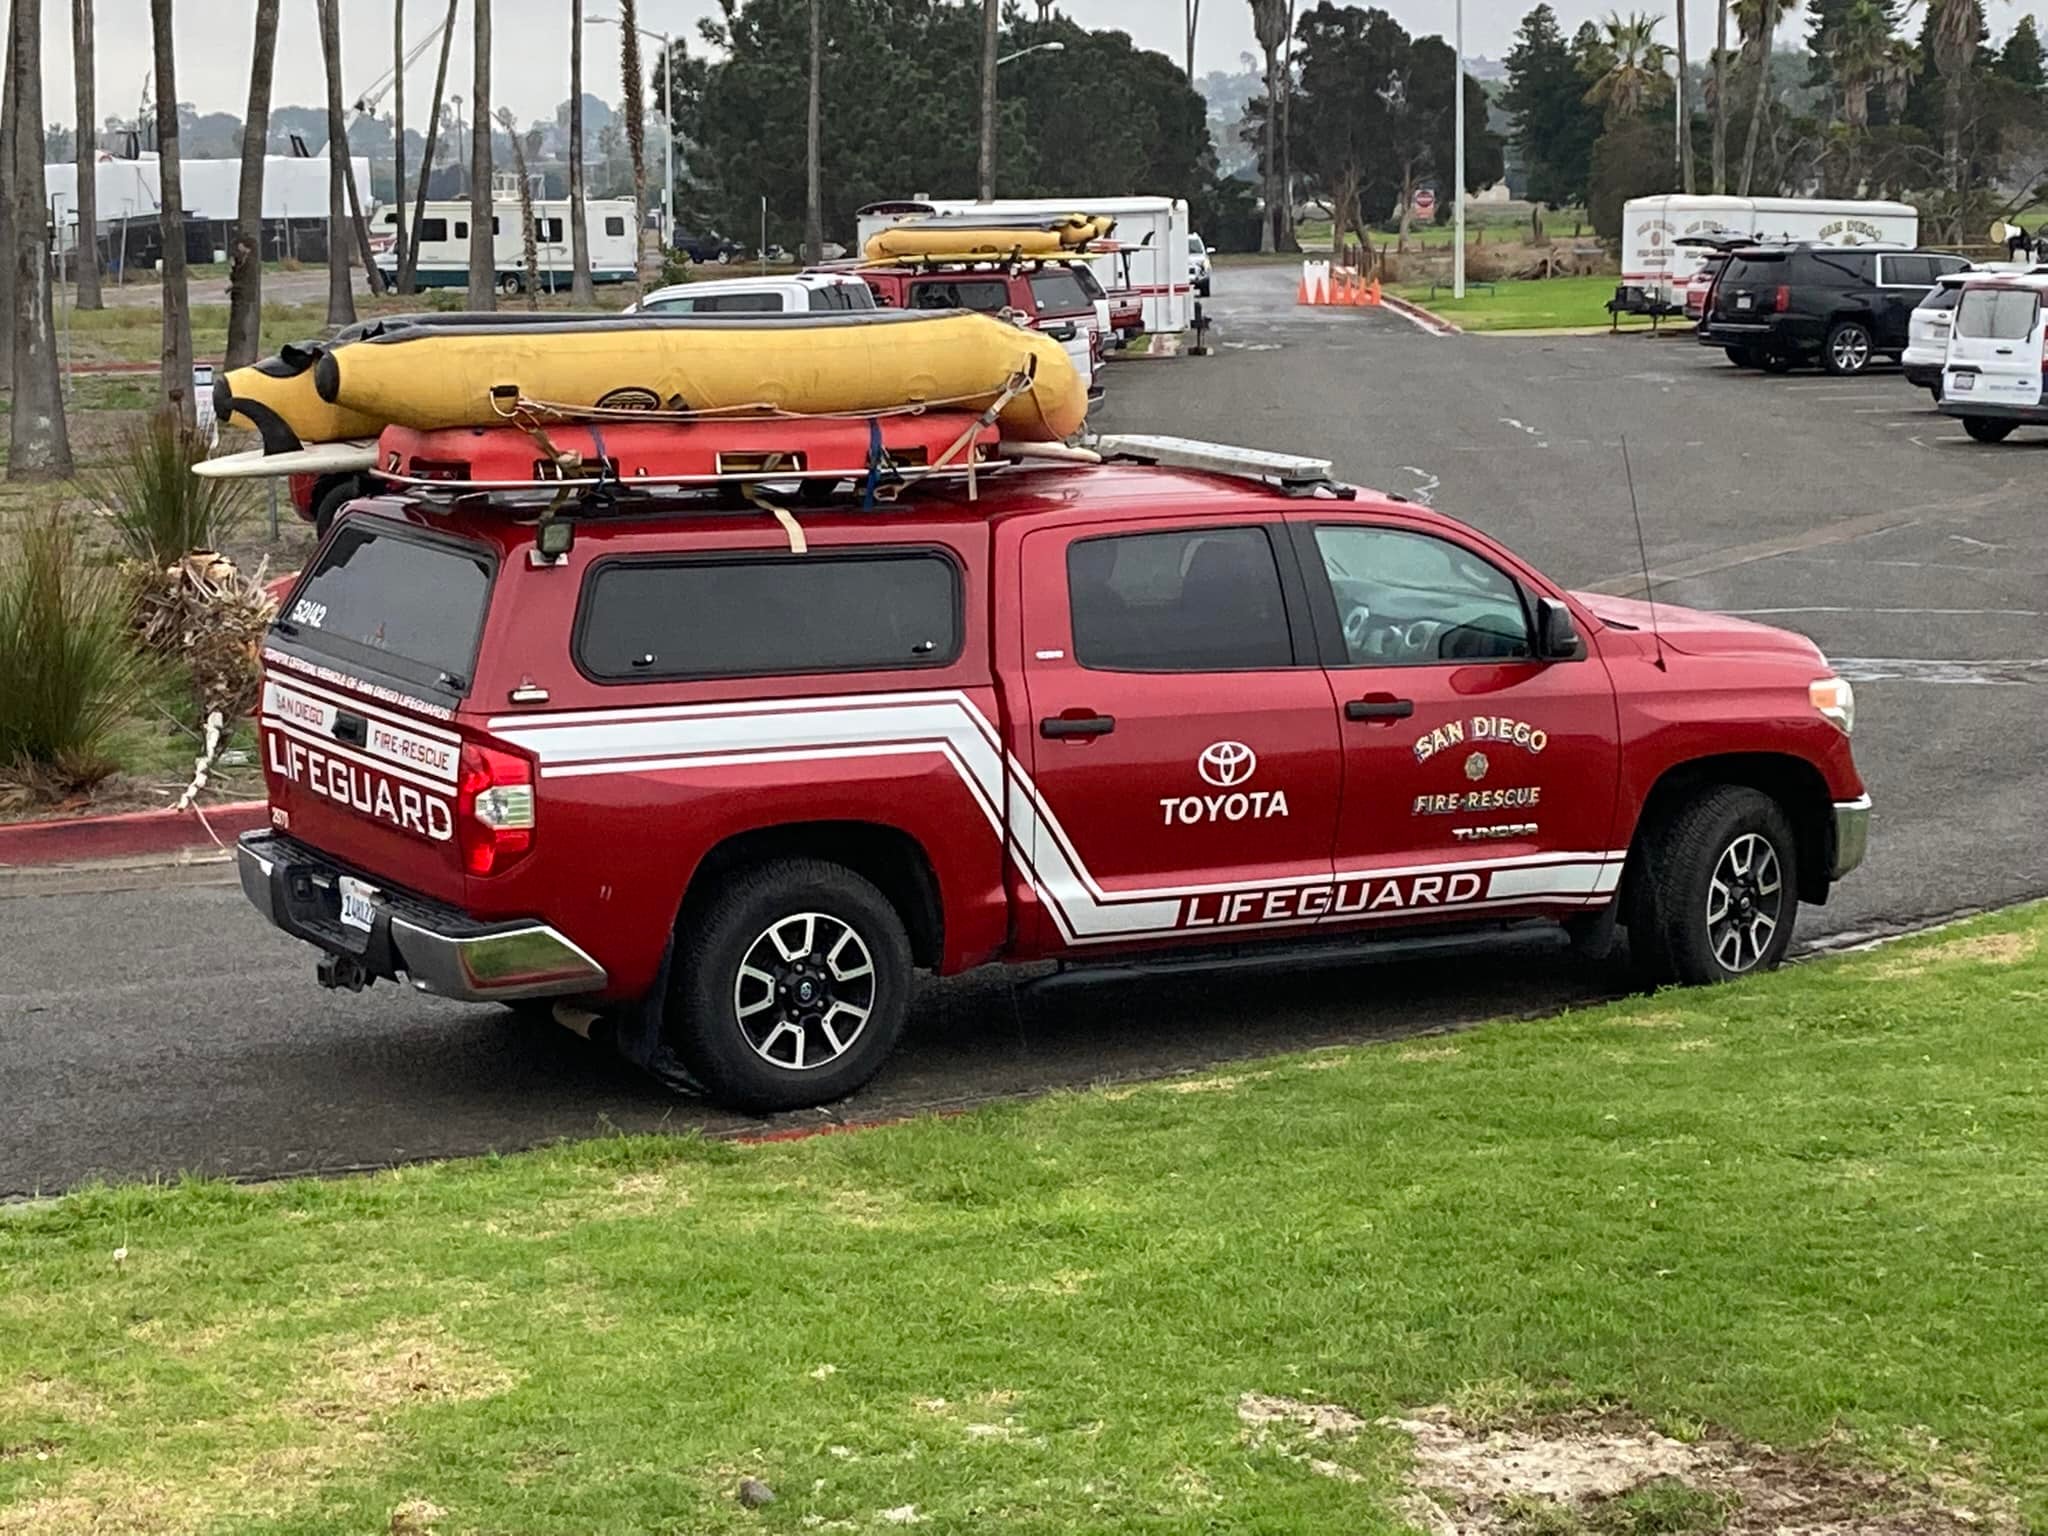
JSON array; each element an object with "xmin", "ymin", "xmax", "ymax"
[
  {"xmin": 1723, "ymin": 344, "xmax": 1763, "ymax": 368},
  {"xmin": 1626, "ymin": 786, "xmax": 1799, "ymax": 987},
  {"xmin": 1823, "ymin": 318, "xmax": 1874, "ymax": 375},
  {"xmin": 498, "ymin": 271, "xmax": 522, "ymax": 296},
  {"xmin": 1759, "ymin": 349, "xmax": 1795, "ymax": 373},
  {"xmin": 1962, "ymin": 416, "xmax": 2016, "ymax": 443},
  {"xmin": 311, "ymin": 479, "xmax": 357, "ymax": 538},
  {"xmin": 1927, "ymin": 384, "xmax": 1943, "ymax": 403},
  {"xmin": 671, "ymin": 858, "xmax": 913, "ymax": 1112}
]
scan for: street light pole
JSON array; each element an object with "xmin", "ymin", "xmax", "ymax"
[
  {"xmin": 979, "ymin": 39, "xmax": 1065, "ymax": 202},
  {"xmin": 1453, "ymin": 0, "xmax": 1465, "ymax": 300}
]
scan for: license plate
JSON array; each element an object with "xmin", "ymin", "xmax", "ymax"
[
  {"xmin": 338, "ymin": 876, "xmax": 379, "ymax": 933},
  {"xmin": 1736, "ymin": 294, "xmax": 1753, "ymax": 311},
  {"xmin": 1951, "ymin": 372, "xmax": 1975, "ymax": 392}
]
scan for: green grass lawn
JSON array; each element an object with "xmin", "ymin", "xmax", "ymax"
[
  {"xmin": 4, "ymin": 907, "xmax": 2046, "ymax": 1533},
  {"xmin": 1389, "ymin": 274, "xmax": 1647, "ymax": 332}
]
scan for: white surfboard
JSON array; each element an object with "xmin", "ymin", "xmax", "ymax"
[{"xmin": 192, "ymin": 440, "xmax": 379, "ymax": 480}]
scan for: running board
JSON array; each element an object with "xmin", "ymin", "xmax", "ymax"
[{"xmin": 1023, "ymin": 919, "xmax": 1568, "ymax": 992}]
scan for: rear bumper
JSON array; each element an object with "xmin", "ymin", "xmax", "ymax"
[
  {"xmin": 1902, "ymin": 362, "xmax": 1942, "ymax": 388},
  {"xmin": 1937, "ymin": 398, "xmax": 2048, "ymax": 423},
  {"xmin": 1831, "ymin": 795, "xmax": 1872, "ymax": 880},
  {"xmin": 236, "ymin": 830, "xmax": 607, "ymax": 1002}
]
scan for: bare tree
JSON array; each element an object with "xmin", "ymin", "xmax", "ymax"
[
  {"xmin": 1676, "ymin": 0, "xmax": 1695, "ymax": 192},
  {"xmin": 1931, "ymin": 0, "xmax": 1981, "ymax": 197},
  {"xmin": 390, "ymin": 0, "xmax": 406, "ymax": 294},
  {"xmin": 317, "ymin": 0, "xmax": 356, "ymax": 324},
  {"xmin": 620, "ymin": 0, "xmax": 646, "ymax": 287},
  {"xmin": 498, "ymin": 109, "xmax": 537, "ymax": 307},
  {"xmin": 150, "ymin": 0, "xmax": 194, "ymax": 429},
  {"xmin": 225, "ymin": 0, "xmax": 278, "ymax": 367},
  {"xmin": 71, "ymin": 0, "xmax": 102, "ymax": 308},
  {"xmin": 568, "ymin": 0, "xmax": 592, "ymax": 303},
  {"xmin": 804, "ymin": 0, "xmax": 822, "ymax": 261},
  {"xmin": 978, "ymin": 0, "xmax": 998, "ymax": 199},
  {"xmin": 403, "ymin": 0, "xmax": 457, "ymax": 293},
  {"xmin": 1185, "ymin": 0, "xmax": 1200, "ymax": 84},
  {"xmin": 1712, "ymin": 0, "xmax": 1729, "ymax": 191},
  {"xmin": 467, "ymin": 0, "xmax": 495, "ymax": 306},
  {"xmin": 10, "ymin": 0, "xmax": 73, "ymax": 476}
]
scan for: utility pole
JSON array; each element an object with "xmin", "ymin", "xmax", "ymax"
[
  {"xmin": 977, "ymin": 0, "xmax": 998, "ymax": 201},
  {"xmin": 1452, "ymin": 0, "xmax": 1465, "ymax": 299}
]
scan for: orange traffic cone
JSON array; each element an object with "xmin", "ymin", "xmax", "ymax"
[
  {"xmin": 1296, "ymin": 272, "xmax": 1311, "ymax": 305},
  {"xmin": 1367, "ymin": 276, "xmax": 1382, "ymax": 306}
]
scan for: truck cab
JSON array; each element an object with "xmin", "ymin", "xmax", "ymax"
[{"xmin": 242, "ymin": 437, "xmax": 1869, "ymax": 1113}]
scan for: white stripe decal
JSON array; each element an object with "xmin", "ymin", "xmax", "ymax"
[
  {"xmin": 265, "ymin": 665, "xmax": 462, "ymax": 740},
  {"xmin": 495, "ymin": 692, "xmax": 1618, "ymax": 942},
  {"xmin": 260, "ymin": 716, "xmax": 456, "ymax": 797}
]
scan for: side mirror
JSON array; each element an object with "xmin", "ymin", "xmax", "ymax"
[{"xmin": 1535, "ymin": 597, "xmax": 1585, "ymax": 662}]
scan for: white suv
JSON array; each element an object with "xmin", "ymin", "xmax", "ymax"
[
  {"xmin": 624, "ymin": 272, "xmax": 876, "ymax": 315},
  {"xmin": 1940, "ymin": 269, "xmax": 2048, "ymax": 442},
  {"xmin": 1902, "ymin": 270, "xmax": 1974, "ymax": 401}
]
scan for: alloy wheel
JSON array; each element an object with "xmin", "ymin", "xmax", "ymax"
[
  {"xmin": 1705, "ymin": 832, "xmax": 1784, "ymax": 974},
  {"xmin": 1830, "ymin": 327, "xmax": 1871, "ymax": 373},
  {"xmin": 731, "ymin": 911, "xmax": 877, "ymax": 1071}
]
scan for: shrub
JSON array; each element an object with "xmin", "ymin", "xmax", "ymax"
[
  {"xmin": 88, "ymin": 417, "xmax": 254, "ymax": 565},
  {"xmin": 659, "ymin": 249, "xmax": 694, "ymax": 288},
  {"xmin": 0, "ymin": 516, "xmax": 151, "ymax": 792}
]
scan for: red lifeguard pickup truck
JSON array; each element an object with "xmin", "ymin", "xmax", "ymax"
[{"xmin": 240, "ymin": 431, "xmax": 1869, "ymax": 1111}]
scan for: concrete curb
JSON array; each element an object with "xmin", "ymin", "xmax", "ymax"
[
  {"xmin": 1379, "ymin": 293, "xmax": 1462, "ymax": 335},
  {"xmin": 0, "ymin": 800, "xmax": 268, "ymax": 868}
]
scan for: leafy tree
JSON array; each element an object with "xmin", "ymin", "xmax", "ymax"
[
  {"xmin": 1587, "ymin": 113, "xmax": 1676, "ymax": 236},
  {"xmin": 1502, "ymin": 4, "xmax": 1602, "ymax": 210},
  {"xmin": 1995, "ymin": 14, "xmax": 2042, "ymax": 90},
  {"xmin": 1288, "ymin": 3, "xmax": 1400, "ymax": 250}
]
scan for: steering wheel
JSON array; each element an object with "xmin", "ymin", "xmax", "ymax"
[{"xmin": 1342, "ymin": 603, "xmax": 1374, "ymax": 654}]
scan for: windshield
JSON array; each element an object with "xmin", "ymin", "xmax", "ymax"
[
  {"xmin": 1188, "ymin": 236, "xmax": 1204, "ymax": 254},
  {"xmin": 277, "ymin": 524, "xmax": 493, "ymax": 697},
  {"xmin": 1955, "ymin": 287, "xmax": 2041, "ymax": 340}
]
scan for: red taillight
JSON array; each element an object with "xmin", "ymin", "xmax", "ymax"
[
  {"xmin": 1774, "ymin": 284, "xmax": 1791, "ymax": 313},
  {"xmin": 457, "ymin": 742, "xmax": 535, "ymax": 876}
]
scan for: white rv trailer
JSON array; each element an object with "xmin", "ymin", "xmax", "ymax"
[
  {"xmin": 1623, "ymin": 195, "xmax": 1919, "ymax": 310},
  {"xmin": 855, "ymin": 195, "xmax": 1193, "ymax": 335},
  {"xmin": 370, "ymin": 196, "xmax": 639, "ymax": 293}
]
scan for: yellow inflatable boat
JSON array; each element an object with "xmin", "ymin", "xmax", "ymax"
[
  {"xmin": 862, "ymin": 213, "xmax": 1115, "ymax": 264},
  {"xmin": 312, "ymin": 309, "xmax": 1087, "ymax": 442}
]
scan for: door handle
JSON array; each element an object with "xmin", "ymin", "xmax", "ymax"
[
  {"xmin": 1345, "ymin": 697, "xmax": 1415, "ymax": 722},
  {"xmin": 331, "ymin": 710, "xmax": 367, "ymax": 746},
  {"xmin": 1040, "ymin": 713, "xmax": 1115, "ymax": 739}
]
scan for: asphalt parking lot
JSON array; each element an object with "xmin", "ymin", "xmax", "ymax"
[{"xmin": 4, "ymin": 266, "xmax": 2042, "ymax": 1195}]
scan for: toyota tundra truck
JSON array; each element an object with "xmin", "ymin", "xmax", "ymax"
[{"xmin": 239, "ymin": 437, "xmax": 1869, "ymax": 1112}]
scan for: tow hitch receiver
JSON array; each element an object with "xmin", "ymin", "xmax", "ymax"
[{"xmin": 316, "ymin": 953, "xmax": 371, "ymax": 992}]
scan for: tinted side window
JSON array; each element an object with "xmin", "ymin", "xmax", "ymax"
[
  {"xmin": 539, "ymin": 217, "xmax": 565, "ymax": 243},
  {"xmin": 910, "ymin": 279, "xmax": 1012, "ymax": 313},
  {"xmin": 1882, "ymin": 255, "xmax": 1933, "ymax": 286},
  {"xmin": 1312, "ymin": 526, "xmax": 1531, "ymax": 664},
  {"xmin": 417, "ymin": 216, "xmax": 448, "ymax": 242},
  {"xmin": 1068, "ymin": 527, "xmax": 1294, "ymax": 672},
  {"xmin": 1721, "ymin": 254, "xmax": 1785, "ymax": 285},
  {"xmin": 1030, "ymin": 269, "xmax": 1091, "ymax": 314},
  {"xmin": 604, "ymin": 215, "xmax": 626, "ymax": 237},
  {"xmin": 453, "ymin": 220, "xmax": 467, "ymax": 239},
  {"xmin": 577, "ymin": 553, "xmax": 961, "ymax": 681},
  {"xmin": 283, "ymin": 526, "xmax": 493, "ymax": 695},
  {"xmin": 701, "ymin": 291, "xmax": 785, "ymax": 312},
  {"xmin": 1919, "ymin": 284, "xmax": 1963, "ymax": 312},
  {"xmin": 1931, "ymin": 256, "xmax": 1973, "ymax": 277}
]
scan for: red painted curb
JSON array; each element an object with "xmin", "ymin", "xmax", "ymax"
[
  {"xmin": 0, "ymin": 800, "xmax": 269, "ymax": 868},
  {"xmin": 1379, "ymin": 293, "xmax": 1462, "ymax": 335}
]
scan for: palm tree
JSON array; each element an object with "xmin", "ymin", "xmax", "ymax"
[
  {"xmin": 1586, "ymin": 11, "xmax": 1673, "ymax": 121},
  {"xmin": 1249, "ymin": 0, "xmax": 1286, "ymax": 251},
  {"xmin": 1929, "ymin": 0, "xmax": 1982, "ymax": 193},
  {"xmin": 804, "ymin": 0, "xmax": 822, "ymax": 263},
  {"xmin": 467, "ymin": 0, "xmax": 495, "ymax": 306},
  {"xmin": 620, "ymin": 0, "xmax": 646, "ymax": 289},
  {"xmin": 225, "ymin": 0, "xmax": 278, "ymax": 366},
  {"xmin": 1826, "ymin": 0, "xmax": 1891, "ymax": 131},
  {"xmin": 317, "ymin": 0, "xmax": 356, "ymax": 325},
  {"xmin": 1185, "ymin": 0, "xmax": 1200, "ymax": 84},
  {"xmin": 497, "ymin": 109, "xmax": 538, "ymax": 307},
  {"xmin": 72, "ymin": 0, "xmax": 102, "ymax": 309},
  {"xmin": 390, "ymin": 0, "xmax": 406, "ymax": 295},
  {"xmin": 1675, "ymin": 0, "xmax": 1694, "ymax": 191},
  {"xmin": 403, "ymin": 0, "xmax": 458, "ymax": 293},
  {"xmin": 568, "ymin": 0, "xmax": 592, "ymax": 303},
  {"xmin": 0, "ymin": 14, "xmax": 17, "ymax": 382},
  {"xmin": 1735, "ymin": 0, "xmax": 1802, "ymax": 195},
  {"xmin": 10, "ymin": 0, "xmax": 73, "ymax": 476},
  {"xmin": 150, "ymin": 0, "xmax": 194, "ymax": 429},
  {"xmin": 1712, "ymin": 0, "xmax": 1730, "ymax": 189},
  {"xmin": 978, "ymin": 0, "xmax": 997, "ymax": 199},
  {"xmin": 1879, "ymin": 37, "xmax": 1916, "ymax": 120}
]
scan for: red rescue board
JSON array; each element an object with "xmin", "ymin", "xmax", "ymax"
[{"xmin": 372, "ymin": 412, "xmax": 1001, "ymax": 490}]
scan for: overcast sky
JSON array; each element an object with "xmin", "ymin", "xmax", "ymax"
[{"xmin": 33, "ymin": 0, "xmax": 2040, "ymax": 132}]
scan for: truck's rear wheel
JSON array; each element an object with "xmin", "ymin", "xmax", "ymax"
[
  {"xmin": 1627, "ymin": 786, "xmax": 1798, "ymax": 986},
  {"xmin": 1723, "ymin": 344, "xmax": 1763, "ymax": 368},
  {"xmin": 672, "ymin": 858, "xmax": 912, "ymax": 1112},
  {"xmin": 1962, "ymin": 416, "xmax": 2016, "ymax": 443}
]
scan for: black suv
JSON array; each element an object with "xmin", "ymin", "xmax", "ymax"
[{"xmin": 1701, "ymin": 245, "xmax": 1972, "ymax": 375}]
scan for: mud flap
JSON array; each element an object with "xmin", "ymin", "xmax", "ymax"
[{"xmin": 603, "ymin": 935, "xmax": 708, "ymax": 1095}]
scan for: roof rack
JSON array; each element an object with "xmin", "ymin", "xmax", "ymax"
[{"xmin": 1087, "ymin": 433, "xmax": 1352, "ymax": 498}]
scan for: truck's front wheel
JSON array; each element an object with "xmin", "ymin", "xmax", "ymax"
[
  {"xmin": 1627, "ymin": 786, "xmax": 1798, "ymax": 986},
  {"xmin": 672, "ymin": 859, "xmax": 913, "ymax": 1112}
]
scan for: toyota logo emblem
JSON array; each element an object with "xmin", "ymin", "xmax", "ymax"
[{"xmin": 1198, "ymin": 741, "xmax": 1257, "ymax": 788}]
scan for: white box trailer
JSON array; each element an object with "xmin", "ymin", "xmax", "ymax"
[
  {"xmin": 856, "ymin": 195, "xmax": 1193, "ymax": 335},
  {"xmin": 369, "ymin": 196, "xmax": 640, "ymax": 293},
  {"xmin": 1623, "ymin": 195, "xmax": 1919, "ymax": 309}
]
